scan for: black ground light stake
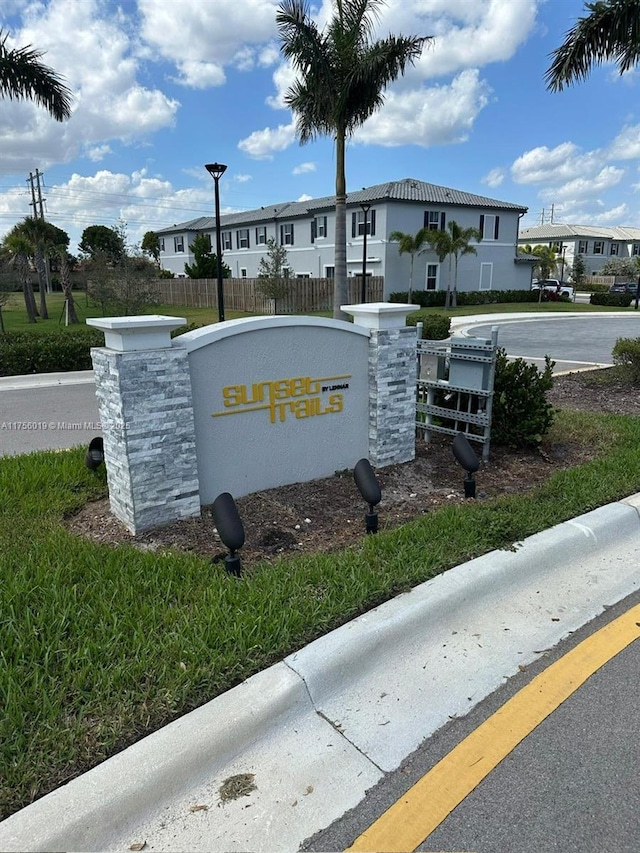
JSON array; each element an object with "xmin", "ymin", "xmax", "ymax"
[
  {"xmin": 85, "ymin": 436, "xmax": 104, "ymax": 471},
  {"xmin": 452, "ymin": 432, "xmax": 480, "ymax": 499},
  {"xmin": 212, "ymin": 492, "xmax": 245, "ymax": 576},
  {"xmin": 353, "ymin": 458, "xmax": 382, "ymax": 534}
]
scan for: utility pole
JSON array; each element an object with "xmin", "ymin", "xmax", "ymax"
[
  {"xmin": 25, "ymin": 169, "xmax": 52, "ymax": 293},
  {"xmin": 35, "ymin": 169, "xmax": 46, "ymax": 220}
]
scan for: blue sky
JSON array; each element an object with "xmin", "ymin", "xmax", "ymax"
[{"xmin": 1, "ymin": 0, "xmax": 639, "ymax": 254}]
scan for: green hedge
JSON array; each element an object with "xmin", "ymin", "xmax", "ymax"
[
  {"xmin": 389, "ymin": 289, "xmax": 541, "ymax": 308},
  {"xmin": 0, "ymin": 324, "xmax": 204, "ymax": 376},
  {"xmin": 406, "ymin": 312, "xmax": 451, "ymax": 339},
  {"xmin": 589, "ymin": 292, "xmax": 633, "ymax": 307}
]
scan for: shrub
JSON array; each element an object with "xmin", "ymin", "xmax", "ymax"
[
  {"xmin": 389, "ymin": 289, "xmax": 541, "ymax": 308},
  {"xmin": 406, "ymin": 311, "xmax": 451, "ymax": 339},
  {"xmin": 612, "ymin": 337, "xmax": 640, "ymax": 382},
  {"xmin": 491, "ymin": 348, "xmax": 555, "ymax": 448},
  {"xmin": 589, "ymin": 292, "xmax": 633, "ymax": 307},
  {"xmin": 0, "ymin": 329, "xmax": 105, "ymax": 376}
]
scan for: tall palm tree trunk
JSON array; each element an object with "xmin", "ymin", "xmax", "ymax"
[
  {"xmin": 34, "ymin": 246, "xmax": 49, "ymax": 319},
  {"xmin": 16, "ymin": 255, "xmax": 37, "ymax": 323},
  {"xmin": 333, "ymin": 126, "xmax": 348, "ymax": 321}
]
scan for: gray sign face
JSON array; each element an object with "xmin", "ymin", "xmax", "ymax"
[{"xmin": 180, "ymin": 317, "xmax": 371, "ymax": 504}]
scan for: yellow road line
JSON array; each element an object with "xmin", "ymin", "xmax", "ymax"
[{"xmin": 348, "ymin": 603, "xmax": 640, "ymax": 853}]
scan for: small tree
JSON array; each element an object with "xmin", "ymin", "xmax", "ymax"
[
  {"xmin": 571, "ymin": 253, "xmax": 587, "ymax": 288},
  {"xmin": 257, "ymin": 238, "xmax": 291, "ymax": 312},
  {"xmin": 519, "ymin": 244, "xmax": 559, "ymax": 301},
  {"xmin": 424, "ymin": 220, "xmax": 482, "ymax": 309},
  {"xmin": 86, "ymin": 251, "xmax": 159, "ymax": 316},
  {"xmin": 141, "ymin": 231, "xmax": 160, "ymax": 264},
  {"xmin": 491, "ymin": 348, "xmax": 555, "ymax": 448},
  {"xmin": 79, "ymin": 224, "xmax": 125, "ymax": 262},
  {"xmin": 388, "ymin": 227, "xmax": 430, "ymax": 304},
  {"xmin": 599, "ymin": 257, "xmax": 638, "ymax": 278},
  {"xmin": 184, "ymin": 233, "xmax": 230, "ymax": 279}
]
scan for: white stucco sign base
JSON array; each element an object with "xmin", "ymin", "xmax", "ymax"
[{"xmin": 89, "ymin": 304, "xmax": 416, "ymax": 534}]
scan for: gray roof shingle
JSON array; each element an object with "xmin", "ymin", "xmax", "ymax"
[{"xmin": 158, "ymin": 178, "xmax": 527, "ymax": 234}]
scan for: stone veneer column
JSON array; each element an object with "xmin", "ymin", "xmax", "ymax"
[
  {"xmin": 342, "ymin": 303, "xmax": 417, "ymax": 468},
  {"xmin": 87, "ymin": 315, "xmax": 201, "ymax": 535}
]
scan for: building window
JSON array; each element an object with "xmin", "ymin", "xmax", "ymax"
[
  {"xmin": 426, "ymin": 264, "xmax": 438, "ymax": 291},
  {"xmin": 479, "ymin": 262, "xmax": 493, "ymax": 291},
  {"xmin": 311, "ymin": 216, "xmax": 327, "ymax": 242},
  {"xmin": 550, "ymin": 241, "xmax": 562, "ymax": 252},
  {"xmin": 160, "ymin": 237, "xmax": 165, "ymax": 252},
  {"xmin": 610, "ymin": 242, "xmax": 619, "ymax": 255},
  {"xmin": 174, "ymin": 236, "xmax": 184, "ymax": 252},
  {"xmin": 633, "ymin": 244, "xmax": 640, "ymax": 256},
  {"xmin": 479, "ymin": 214, "xmax": 499, "ymax": 240},
  {"xmin": 424, "ymin": 210, "xmax": 445, "ymax": 231},
  {"xmin": 236, "ymin": 229, "xmax": 250, "ymax": 249},
  {"xmin": 593, "ymin": 240, "xmax": 604, "ymax": 254},
  {"xmin": 325, "ymin": 266, "xmax": 335, "ymax": 279},
  {"xmin": 223, "ymin": 232, "xmax": 232, "ymax": 250},
  {"xmin": 351, "ymin": 209, "xmax": 376, "ymax": 237},
  {"xmin": 578, "ymin": 240, "xmax": 588, "ymax": 253},
  {"xmin": 280, "ymin": 223, "xmax": 295, "ymax": 245},
  {"xmin": 296, "ymin": 272, "xmax": 310, "ymax": 278},
  {"xmin": 256, "ymin": 226, "xmax": 267, "ymax": 245},
  {"xmin": 240, "ymin": 268, "xmax": 247, "ymax": 278}
]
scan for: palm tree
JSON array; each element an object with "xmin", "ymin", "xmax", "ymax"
[
  {"xmin": 18, "ymin": 217, "xmax": 52, "ymax": 319},
  {"xmin": 0, "ymin": 28, "xmax": 72, "ymax": 120},
  {"xmin": 2, "ymin": 226, "xmax": 38, "ymax": 323},
  {"xmin": 424, "ymin": 220, "xmax": 482, "ymax": 309},
  {"xmin": 519, "ymin": 244, "xmax": 559, "ymax": 301},
  {"xmin": 277, "ymin": 0, "xmax": 430, "ymax": 320},
  {"xmin": 546, "ymin": 0, "xmax": 640, "ymax": 91},
  {"xmin": 388, "ymin": 227, "xmax": 431, "ymax": 304}
]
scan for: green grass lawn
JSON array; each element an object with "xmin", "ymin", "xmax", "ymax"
[
  {"xmin": 2, "ymin": 406, "xmax": 640, "ymax": 820},
  {"xmin": 0, "ymin": 290, "xmax": 634, "ymax": 335}
]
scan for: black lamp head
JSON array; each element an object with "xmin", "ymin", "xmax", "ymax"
[
  {"xmin": 212, "ymin": 492, "xmax": 245, "ymax": 576},
  {"xmin": 85, "ymin": 436, "xmax": 104, "ymax": 471},
  {"xmin": 353, "ymin": 458, "xmax": 382, "ymax": 534},
  {"xmin": 452, "ymin": 433, "xmax": 479, "ymax": 498}
]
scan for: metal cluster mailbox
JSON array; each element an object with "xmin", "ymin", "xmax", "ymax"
[{"xmin": 416, "ymin": 326, "xmax": 499, "ymax": 460}]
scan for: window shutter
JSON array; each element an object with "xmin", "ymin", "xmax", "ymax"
[
  {"xmin": 311, "ymin": 219, "xmax": 316, "ymax": 243},
  {"xmin": 479, "ymin": 214, "xmax": 485, "ymax": 237},
  {"xmin": 280, "ymin": 225, "xmax": 284, "ymax": 245},
  {"xmin": 424, "ymin": 211, "xmax": 428, "ymax": 227},
  {"xmin": 290, "ymin": 223, "xmax": 294, "ymax": 245},
  {"xmin": 352, "ymin": 212, "xmax": 357, "ymax": 238},
  {"xmin": 494, "ymin": 215, "xmax": 500, "ymax": 240},
  {"xmin": 323, "ymin": 216, "xmax": 327, "ymax": 235},
  {"xmin": 440, "ymin": 212, "xmax": 445, "ymax": 230},
  {"xmin": 370, "ymin": 210, "xmax": 376, "ymax": 236},
  {"xmin": 236, "ymin": 231, "xmax": 240, "ymax": 250}
]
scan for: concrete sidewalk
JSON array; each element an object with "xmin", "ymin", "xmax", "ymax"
[{"xmin": 2, "ymin": 496, "xmax": 640, "ymax": 853}]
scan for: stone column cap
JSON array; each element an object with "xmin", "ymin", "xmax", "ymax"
[
  {"xmin": 341, "ymin": 302, "xmax": 415, "ymax": 330},
  {"xmin": 87, "ymin": 315, "xmax": 187, "ymax": 352}
]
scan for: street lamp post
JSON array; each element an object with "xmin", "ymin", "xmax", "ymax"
[
  {"xmin": 560, "ymin": 244, "xmax": 567, "ymax": 283},
  {"xmin": 205, "ymin": 162, "xmax": 228, "ymax": 323},
  {"xmin": 360, "ymin": 203, "xmax": 371, "ymax": 303}
]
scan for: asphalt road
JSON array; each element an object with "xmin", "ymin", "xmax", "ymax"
[{"xmin": 305, "ymin": 589, "xmax": 640, "ymax": 853}]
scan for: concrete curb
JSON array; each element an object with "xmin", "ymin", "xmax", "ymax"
[
  {"xmin": 3, "ymin": 496, "xmax": 640, "ymax": 851},
  {"xmin": 0, "ymin": 370, "xmax": 94, "ymax": 391}
]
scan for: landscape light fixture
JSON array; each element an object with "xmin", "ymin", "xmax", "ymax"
[
  {"xmin": 452, "ymin": 432, "xmax": 479, "ymax": 499},
  {"xmin": 353, "ymin": 458, "xmax": 382, "ymax": 534},
  {"xmin": 85, "ymin": 436, "xmax": 104, "ymax": 471},
  {"xmin": 212, "ymin": 491, "xmax": 245, "ymax": 576},
  {"xmin": 360, "ymin": 202, "xmax": 371, "ymax": 303},
  {"xmin": 205, "ymin": 162, "xmax": 228, "ymax": 323}
]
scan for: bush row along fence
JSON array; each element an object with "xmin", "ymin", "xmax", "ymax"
[{"xmin": 149, "ymin": 276, "xmax": 384, "ymax": 314}]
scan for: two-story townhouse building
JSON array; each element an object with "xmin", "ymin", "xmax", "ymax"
[
  {"xmin": 518, "ymin": 224, "xmax": 640, "ymax": 277},
  {"xmin": 157, "ymin": 178, "xmax": 532, "ymax": 297}
]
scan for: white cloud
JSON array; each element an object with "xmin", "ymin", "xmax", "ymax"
[
  {"xmin": 539, "ymin": 166, "xmax": 625, "ymax": 202},
  {"xmin": 297, "ymin": 193, "xmax": 313, "ymax": 202},
  {"xmin": 293, "ymin": 162, "xmax": 317, "ymax": 175},
  {"xmin": 85, "ymin": 144, "xmax": 113, "ymax": 162},
  {"xmin": 354, "ymin": 70, "xmax": 491, "ymax": 147},
  {"xmin": 138, "ymin": 0, "xmax": 281, "ymax": 87},
  {"xmin": 482, "ymin": 167, "xmax": 505, "ymax": 187},
  {"xmin": 608, "ymin": 124, "xmax": 640, "ymax": 160},
  {"xmin": 234, "ymin": 174, "xmax": 253, "ymax": 183},
  {"xmin": 0, "ymin": 0, "xmax": 179, "ymax": 176},
  {"xmin": 511, "ymin": 142, "xmax": 604, "ymax": 185},
  {"xmin": 237, "ymin": 122, "xmax": 297, "ymax": 159}
]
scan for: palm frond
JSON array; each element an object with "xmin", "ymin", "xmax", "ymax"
[
  {"xmin": 546, "ymin": 0, "xmax": 640, "ymax": 91},
  {"xmin": 0, "ymin": 29, "xmax": 72, "ymax": 120}
]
